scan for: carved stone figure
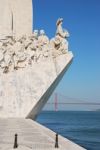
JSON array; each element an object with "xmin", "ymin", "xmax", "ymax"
[
  {"xmin": 28, "ymin": 30, "xmax": 39, "ymax": 51},
  {"xmin": 13, "ymin": 40, "xmax": 27, "ymax": 69},
  {"xmin": 0, "ymin": 51, "xmax": 4, "ymax": 64},
  {"xmin": 33, "ymin": 30, "xmax": 39, "ymax": 40},
  {"xmin": 38, "ymin": 30, "xmax": 50, "ymax": 60},
  {"xmin": 0, "ymin": 42, "xmax": 4, "ymax": 63},
  {"xmin": 3, "ymin": 42, "xmax": 14, "ymax": 73},
  {"xmin": 50, "ymin": 18, "xmax": 69, "ymax": 57},
  {"xmin": 0, "ymin": 41, "xmax": 3, "ymax": 48},
  {"xmin": 38, "ymin": 30, "xmax": 49, "ymax": 47},
  {"xmin": 56, "ymin": 18, "xmax": 69, "ymax": 38}
]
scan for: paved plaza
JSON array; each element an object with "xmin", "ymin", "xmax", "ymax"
[{"xmin": 0, "ymin": 119, "xmax": 86, "ymax": 150}]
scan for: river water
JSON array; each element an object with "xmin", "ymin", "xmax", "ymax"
[{"xmin": 37, "ymin": 111, "xmax": 100, "ymax": 150}]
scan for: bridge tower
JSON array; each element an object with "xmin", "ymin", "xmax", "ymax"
[{"xmin": 54, "ymin": 93, "xmax": 58, "ymax": 111}]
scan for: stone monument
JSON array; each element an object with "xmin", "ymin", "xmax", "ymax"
[{"xmin": 0, "ymin": 0, "xmax": 73, "ymax": 119}]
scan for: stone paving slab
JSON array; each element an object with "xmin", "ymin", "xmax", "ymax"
[{"xmin": 0, "ymin": 119, "xmax": 86, "ymax": 150}]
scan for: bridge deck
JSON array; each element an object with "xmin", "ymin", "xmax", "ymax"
[{"xmin": 0, "ymin": 119, "xmax": 86, "ymax": 150}]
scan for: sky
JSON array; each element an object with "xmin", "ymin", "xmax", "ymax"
[{"xmin": 33, "ymin": 0, "xmax": 100, "ymax": 110}]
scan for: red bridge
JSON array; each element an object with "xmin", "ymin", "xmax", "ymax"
[{"xmin": 47, "ymin": 93, "xmax": 100, "ymax": 111}]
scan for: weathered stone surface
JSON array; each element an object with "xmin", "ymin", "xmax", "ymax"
[
  {"xmin": 0, "ymin": 51, "xmax": 73, "ymax": 118},
  {"xmin": 0, "ymin": 0, "xmax": 32, "ymax": 39}
]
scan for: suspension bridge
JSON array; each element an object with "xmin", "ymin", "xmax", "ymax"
[{"xmin": 46, "ymin": 93, "xmax": 100, "ymax": 111}]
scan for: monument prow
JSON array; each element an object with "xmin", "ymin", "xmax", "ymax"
[{"xmin": 27, "ymin": 52, "xmax": 73, "ymax": 120}]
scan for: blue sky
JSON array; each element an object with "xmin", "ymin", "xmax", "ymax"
[{"xmin": 33, "ymin": 0, "xmax": 100, "ymax": 110}]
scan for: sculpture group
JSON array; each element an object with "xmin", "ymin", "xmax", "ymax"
[{"xmin": 0, "ymin": 18, "xmax": 69, "ymax": 74}]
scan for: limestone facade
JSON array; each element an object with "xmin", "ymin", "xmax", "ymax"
[{"xmin": 0, "ymin": 0, "xmax": 32, "ymax": 39}]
